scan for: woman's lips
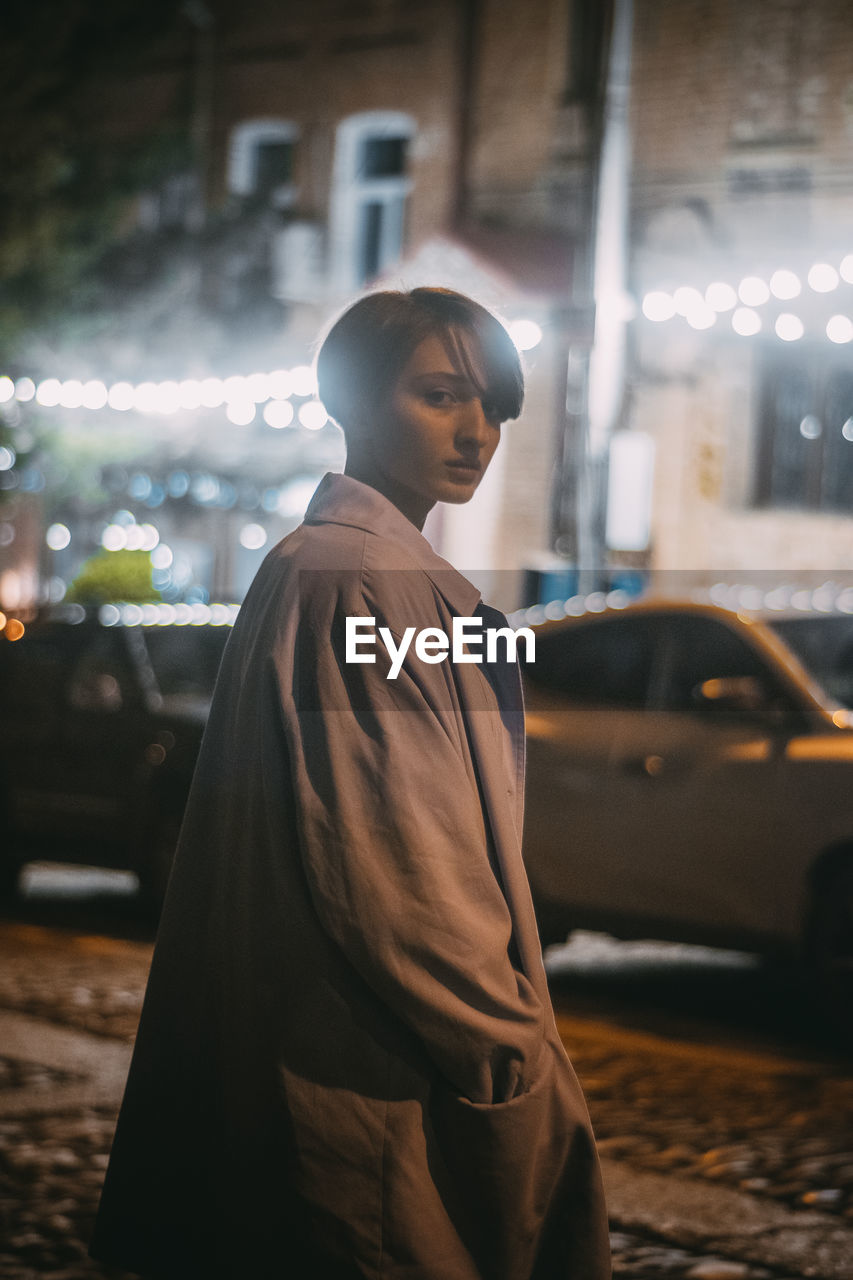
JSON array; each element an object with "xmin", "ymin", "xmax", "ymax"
[{"xmin": 444, "ymin": 459, "xmax": 481, "ymax": 479}]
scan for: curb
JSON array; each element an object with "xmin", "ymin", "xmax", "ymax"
[
  {"xmin": 602, "ymin": 1158, "xmax": 853, "ymax": 1279},
  {"xmin": 0, "ymin": 1010, "xmax": 131, "ymax": 1118}
]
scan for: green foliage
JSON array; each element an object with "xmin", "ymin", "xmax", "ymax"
[
  {"xmin": 0, "ymin": 0, "xmax": 192, "ymax": 352},
  {"xmin": 66, "ymin": 548, "xmax": 161, "ymax": 605}
]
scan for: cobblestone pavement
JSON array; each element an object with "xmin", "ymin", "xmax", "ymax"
[{"xmin": 1, "ymin": 918, "xmax": 853, "ymax": 1278}]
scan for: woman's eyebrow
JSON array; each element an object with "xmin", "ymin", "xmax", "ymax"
[{"xmin": 410, "ymin": 370, "xmax": 476, "ymax": 386}]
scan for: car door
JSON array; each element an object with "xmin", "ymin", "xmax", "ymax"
[
  {"xmin": 1, "ymin": 622, "xmax": 85, "ymax": 847},
  {"xmin": 60, "ymin": 625, "xmax": 154, "ymax": 855},
  {"xmin": 608, "ymin": 611, "xmax": 802, "ymax": 943},
  {"xmin": 523, "ymin": 613, "xmax": 668, "ymax": 932}
]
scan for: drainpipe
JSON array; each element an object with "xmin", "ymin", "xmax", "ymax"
[
  {"xmin": 452, "ymin": 0, "xmax": 480, "ymax": 228},
  {"xmin": 182, "ymin": 0, "xmax": 216, "ymax": 232},
  {"xmin": 552, "ymin": 0, "xmax": 634, "ymax": 590}
]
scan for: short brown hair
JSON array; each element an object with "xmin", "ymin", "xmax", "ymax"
[{"xmin": 315, "ymin": 287, "xmax": 524, "ymax": 433}]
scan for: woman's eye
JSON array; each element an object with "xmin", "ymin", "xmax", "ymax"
[{"xmin": 424, "ymin": 389, "xmax": 455, "ymax": 406}]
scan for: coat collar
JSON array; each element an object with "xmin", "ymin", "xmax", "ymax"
[{"xmin": 305, "ymin": 472, "xmax": 481, "ymax": 616}]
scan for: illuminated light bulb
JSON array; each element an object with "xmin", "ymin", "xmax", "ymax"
[
  {"xmin": 14, "ymin": 377, "xmax": 35, "ymax": 402},
  {"xmin": 99, "ymin": 604, "xmax": 121, "ymax": 627},
  {"xmin": 178, "ymin": 379, "xmax": 202, "ymax": 409},
  {"xmin": 808, "ymin": 263, "xmax": 839, "ymax": 293},
  {"xmin": 0, "ymin": 446, "xmax": 15, "ymax": 470},
  {"xmin": 827, "ymin": 315, "xmax": 853, "ymax": 344},
  {"xmin": 226, "ymin": 400, "xmax": 256, "ymax": 426},
  {"xmin": 673, "ymin": 286, "xmax": 704, "ymax": 317},
  {"xmin": 799, "ymin": 414, "xmax": 822, "ymax": 439},
  {"xmin": 140, "ymin": 604, "xmax": 160, "ymax": 626},
  {"xmin": 738, "ymin": 276, "xmax": 769, "ymax": 306},
  {"xmin": 841, "ymin": 254, "xmax": 853, "ymax": 285},
  {"xmin": 290, "ymin": 365, "xmax": 316, "ymax": 397},
  {"xmin": 124, "ymin": 525, "xmax": 145, "ymax": 551},
  {"xmin": 210, "ymin": 603, "xmax": 230, "ymax": 626},
  {"xmin": 151, "ymin": 544, "xmax": 173, "ymax": 570},
  {"xmin": 298, "ymin": 400, "xmax": 328, "ymax": 431},
  {"xmin": 199, "ymin": 377, "xmax": 225, "ymax": 408},
  {"xmin": 139, "ymin": 523, "xmax": 160, "ymax": 551},
  {"xmin": 132, "ymin": 382, "xmax": 159, "ymax": 413},
  {"xmin": 769, "ymin": 269, "xmax": 801, "ymax": 300},
  {"xmin": 174, "ymin": 603, "xmax": 192, "ymax": 624},
  {"xmin": 268, "ymin": 369, "xmax": 293, "ymax": 399},
  {"xmin": 59, "ymin": 380, "xmax": 84, "ymax": 409},
  {"xmin": 705, "ymin": 282, "xmax": 737, "ymax": 312},
  {"xmin": 246, "ymin": 372, "xmax": 270, "ymax": 402},
  {"xmin": 191, "ymin": 604, "xmax": 212, "ymax": 626},
  {"xmin": 686, "ymin": 305, "xmax": 717, "ymax": 331},
  {"xmin": 263, "ymin": 400, "xmax": 295, "ymax": 429},
  {"xmin": 0, "ymin": 376, "xmax": 14, "ymax": 403},
  {"xmin": 775, "ymin": 313, "xmax": 804, "ymax": 341},
  {"xmin": 240, "ymin": 523, "xmax": 268, "ymax": 550},
  {"xmin": 508, "ymin": 319, "xmax": 543, "ymax": 351},
  {"xmin": 36, "ymin": 378, "xmax": 62, "ymax": 407},
  {"xmin": 122, "ymin": 604, "xmax": 143, "ymax": 627},
  {"xmin": 154, "ymin": 381, "xmax": 181, "ymax": 414},
  {"xmin": 842, "ymin": 417, "xmax": 853, "ymax": 443},
  {"xmin": 732, "ymin": 308, "xmax": 762, "ymax": 336},
  {"xmin": 101, "ymin": 523, "xmax": 127, "ymax": 551},
  {"xmin": 223, "ymin": 375, "xmax": 247, "ymax": 402},
  {"xmin": 641, "ymin": 291, "xmax": 676, "ymax": 321},
  {"xmin": 46, "ymin": 523, "xmax": 71, "ymax": 550},
  {"xmin": 108, "ymin": 382, "xmax": 134, "ymax": 411},
  {"xmin": 157, "ymin": 604, "xmax": 176, "ymax": 626},
  {"xmin": 81, "ymin": 380, "xmax": 108, "ymax": 410}
]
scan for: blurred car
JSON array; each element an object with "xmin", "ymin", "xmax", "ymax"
[
  {"xmin": 0, "ymin": 603, "xmax": 233, "ymax": 905},
  {"xmin": 521, "ymin": 597, "xmax": 853, "ymax": 1018}
]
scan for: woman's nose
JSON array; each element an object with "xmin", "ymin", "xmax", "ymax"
[{"xmin": 456, "ymin": 397, "xmax": 491, "ymax": 445}]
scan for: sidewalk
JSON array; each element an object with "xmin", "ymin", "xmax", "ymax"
[
  {"xmin": 2, "ymin": 913, "xmax": 853, "ymax": 1278},
  {"xmin": 3, "ymin": 1004, "xmax": 853, "ymax": 1280}
]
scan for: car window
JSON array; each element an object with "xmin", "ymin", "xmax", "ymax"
[
  {"xmin": 768, "ymin": 615, "xmax": 853, "ymax": 710},
  {"xmin": 0, "ymin": 624, "xmax": 82, "ymax": 723},
  {"xmin": 525, "ymin": 616, "xmax": 658, "ymax": 707},
  {"xmin": 143, "ymin": 626, "xmax": 229, "ymax": 699},
  {"xmin": 661, "ymin": 616, "xmax": 774, "ymax": 712},
  {"xmin": 68, "ymin": 631, "xmax": 136, "ymax": 713}
]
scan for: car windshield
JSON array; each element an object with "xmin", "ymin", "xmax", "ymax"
[
  {"xmin": 143, "ymin": 626, "xmax": 230, "ymax": 700},
  {"xmin": 767, "ymin": 615, "xmax": 853, "ymax": 709}
]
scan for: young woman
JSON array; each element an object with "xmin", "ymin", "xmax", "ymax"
[{"xmin": 91, "ymin": 288, "xmax": 610, "ymax": 1280}]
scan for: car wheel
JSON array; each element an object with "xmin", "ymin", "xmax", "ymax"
[
  {"xmin": 138, "ymin": 816, "xmax": 181, "ymax": 914},
  {"xmin": 808, "ymin": 860, "xmax": 853, "ymax": 1041}
]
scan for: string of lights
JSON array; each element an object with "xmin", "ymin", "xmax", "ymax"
[
  {"xmin": 0, "ymin": 320, "xmax": 544, "ymax": 426},
  {"xmin": 0, "ymin": 365, "xmax": 332, "ymax": 430},
  {"xmin": 641, "ymin": 251, "xmax": 853, "ymax": 342}
]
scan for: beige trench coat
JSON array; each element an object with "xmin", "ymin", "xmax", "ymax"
[{"xmin": 91, "ymin": 474, "xmax": 610, "ymax": 1280}]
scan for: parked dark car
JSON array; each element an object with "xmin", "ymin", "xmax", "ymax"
[
  {"xmin": 520, "ymin": 597, "xmax": 853, "ymax": 1026},
  {"xmin": 0, "ymin": 602, "xmax": 234, "ymax": 904}
]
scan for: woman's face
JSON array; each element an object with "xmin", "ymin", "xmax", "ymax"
[{"xmin": 348, "ymin": 333, "xmax": 503, "ymax": 528}]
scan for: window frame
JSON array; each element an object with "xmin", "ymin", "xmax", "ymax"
[
  {"xmin": 227, "ymin": 119, "xmax": 299, "ymax": 207},
  {"xmin": 754, "ymin": 343, "xmax": 853, "ymax": 513},
  {"xmin": 329, "ymin": 110, "xmax": 415, "ymax": 293}
]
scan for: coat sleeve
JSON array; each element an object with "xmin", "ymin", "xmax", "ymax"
[{"xmin": 277, "ymin": 570, "xmax": 551, "ymax": 1107}]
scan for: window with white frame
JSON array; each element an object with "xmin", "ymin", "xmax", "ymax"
[
  {"xmin": 227, "ymin": 120, "xmax": 298, "ymax": 207},
  {"xmin": 330, "ymin": 112, "xmax": 415, "ymax": 292}
]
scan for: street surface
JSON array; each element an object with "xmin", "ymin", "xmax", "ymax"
[{"xmin": 1, "ymin": 863, "xmax": 852, "ymax": 1279}]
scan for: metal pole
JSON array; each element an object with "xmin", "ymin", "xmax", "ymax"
[
  {"xmin": 551, "ymin": 0, "xmax": 634, "ymax": 591},
  {"xmin": 582, "ymin": 0, "xmax": 634, "ymax": 585}
]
